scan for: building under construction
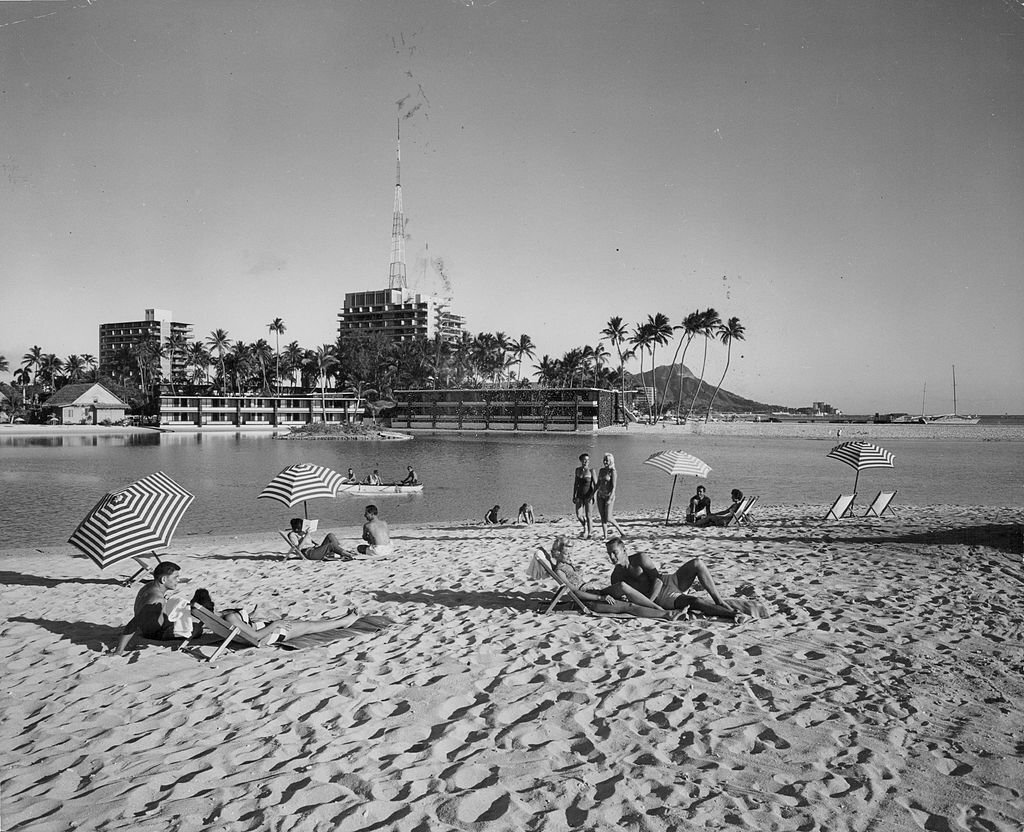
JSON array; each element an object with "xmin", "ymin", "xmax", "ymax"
[{"xmin": 337, "ymin": 120, "xmax": 464, "ymax": 345}]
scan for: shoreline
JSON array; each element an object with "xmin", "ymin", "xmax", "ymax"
[
  {"xmin": 4, "ymin": 421, "xmax": 1023, "ymax": 441},
  {"xmin": 2, "ymin": 505, "xmax": 1022, "ymax": 830}
]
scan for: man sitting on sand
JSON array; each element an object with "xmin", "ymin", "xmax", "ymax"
[
  {"xmin": 599, "ymin": 537, "xmax": 747, "ymax": 620},
  {"xmin": 517, "ymin": 503, "xmax": 535, "ymax": 525},
  {"xmin": 114, "ymin": 561, "xmax": 192, "ymax": 654},
  {"xmin": 686, "ymin": 486, "xmax": 711, "ymax": 523},
  {"xmin": 357, "ymin": 504, "xmax": 393, "ymax": 556},
  {"xmin": 484, "ymin": 505, "xmax": 507, "ymax": 524},
  {"xmin": 694, "ymin": 489, "xmax": 744, "ymax": 527},
  {"xmin": 286, "ymin": 518, "xmax": 352, "ymax": 561}
]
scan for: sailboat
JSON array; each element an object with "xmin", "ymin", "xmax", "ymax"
[{"xmin": 923, "ymin": 365, "xmax": 980, "ymax": 424}]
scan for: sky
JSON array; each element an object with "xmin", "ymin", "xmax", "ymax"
[{"xmin": 2, "ymin": 0, "xmax": 1022, "ymax": 414}]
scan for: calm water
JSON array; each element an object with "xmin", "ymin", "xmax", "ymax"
[{"xmin": 1, "ymin": 431, "xmax": 1022, "ymax": 548}]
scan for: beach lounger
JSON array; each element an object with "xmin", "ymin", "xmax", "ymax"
[
  {"xmin": 189, "ymin": 605, "xmax": 393, "ymax": 663},
  {"xmin": 824, "ymin": 493, "xmax": 857, "ymax": 521},
  {"xmin": 863, "ymin": 490, "xmax": 897, "ymax": 518},
  {"xmin": 726, "ymin": 496, "xmax": 758, "ymax": 527}
]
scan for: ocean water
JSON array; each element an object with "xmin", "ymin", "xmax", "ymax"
[{"xmin": 1, "ymin": 430, "xmax": 1022, "ymax": 550}]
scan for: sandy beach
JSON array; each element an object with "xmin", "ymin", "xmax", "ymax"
[{"xmin": 2, "ymin": 505, "xmax": 1022, "ymax": 831}]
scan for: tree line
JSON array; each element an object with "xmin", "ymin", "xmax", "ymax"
[{"xmin": 0, "ymin": 308, "xmax": 744, "ymax": 423}]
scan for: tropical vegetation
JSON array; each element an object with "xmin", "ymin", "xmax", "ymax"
[{"xmin": 0, "ymin": 308, "xmax": 750, "ymax": 424}]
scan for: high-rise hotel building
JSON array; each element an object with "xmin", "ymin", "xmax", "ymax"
[{"xmin": 99, "ymin": 308, "xmax": 193, "ymax": 382}]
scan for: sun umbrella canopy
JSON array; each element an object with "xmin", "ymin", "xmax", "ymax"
[
  {"xmin": 826, "ymin": 441, "xmax": 895, "ymax": 496},
  {"xmin": 68, "ymin": 471, "xmax": 195, "ymax": 570},
  {"xmin": 643, "ymin": 450, "xmax": 712, "ymax": 479},
  {"xmin": 258, "ymin": 462, "xmax": 345, "ymax": 518},
  {"xmin": 643, "ymin": 450, "xmax": 712, "ymax": 523}
]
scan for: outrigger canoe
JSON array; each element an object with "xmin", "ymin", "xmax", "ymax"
[{"xmin": 337, "ymin": 482, "xmax": 424, "ymax": 495}]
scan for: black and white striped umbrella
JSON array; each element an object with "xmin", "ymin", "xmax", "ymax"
[
  {"xmin": 643, "ymin": 450, "xmax": 712, "ymax": 523},
  {"xmin": 258, "ymin": 462, "xmax": 345, "ymax": 519},
  {"xmin": 826, "ymin": 441, "xmax": 895, "ymax": 495},
  {"xmin": 68, "ymin": 472, "xmax": 195, "ymax": 570}
]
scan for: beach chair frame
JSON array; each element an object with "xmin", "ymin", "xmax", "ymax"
[
  {"xmin": 825, "ymin": 493, "xmax": 857, "ymax": 521},
  {"xmin": 863, "ymin": 490, "xmax": 897, "ymax": 518},
  {"xmin": 279, "ymin": 531, "xmax": 306, "ymax": 559},
  {"xmin": 726, "ymin": 496, "xmax": 759, "ymax": 528},
  {"xmin": 189, "ymin": 605, "xmax": 251, "ymax": 663}
]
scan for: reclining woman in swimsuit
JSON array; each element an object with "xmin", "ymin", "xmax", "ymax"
[
  {"xmin": 190, "ymin": 589, "xmax": 362, "ymax": 648},
  {"xmin": 540, "ymin": 536, "xmax": 680, "ymax": 620}
]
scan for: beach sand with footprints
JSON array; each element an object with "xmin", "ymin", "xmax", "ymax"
[{"xmin": 2, "ymin": 506, "xmax": 1023, "ymax": 831}]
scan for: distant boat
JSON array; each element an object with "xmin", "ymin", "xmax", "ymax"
[
  {"xmin": 922, "ymin": 365, "xmax": 980, "ymax": 424},
  {"xmin": 338, "ymin": 482, "xmax": 424, "ymax": 495}
]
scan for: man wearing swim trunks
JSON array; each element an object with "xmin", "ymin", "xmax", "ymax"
[
  {"xmin": 357, "ymin": 504, "xmax": 394, "ymax": 556},
  {"xmin": 114, "ymin": 561, "xmax": 183, "ymax": 654},
  {"xmin": 602, "ymin": 537, "xmax": 739, "ymax": 620}
]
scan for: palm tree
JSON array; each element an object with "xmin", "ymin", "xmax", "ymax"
[
  {"xmin": 21, "ymin": 346, "xmax": 43, "ymax": 384},
  {"xmin": 510, "ymin": 334, "xmax": 536, "ymax": 386},
  {"xmin": 686, "ymin": 308, "xmax": 722, "ymax": 420},
  {"xmin": 185, "ymin": 341, "xmax": 211, "ymax": 384},
  {"xmin": 629, "ymin": 322, "xmax": 655, "ymax": 420},
  {"xmin": 205, "ymin": 329, "xmax": 231, "ymax": 392},
  {"xmin": 591, "ymin": 342, "xmax": 610, "ymax": 387},
  {"xmin": 704, "ymin": 316, "xmax": 746, "ymax": 422},
  {"xmin": 13, "ymin": 367, "xmax": 31, "ymax": 405},
  {"xmin": 282, "ymin": 341, "xmax": 304, "ymax": 389},
  {"xmin": 305, "ymin": 345, "xmax": 339, "ymax": 419},
  {"xmin": 601, "ymin": 316, "xmax": 630, "ymax": 412},
  {"xmin": 227, "ymin": 341, "xmax": 253, "ymax": 393},
  {"xmin": 533, "ymin": 355, "xmax": 559, "ymax": 387},
  {"xmin": 251, "ymin": 339, "xmax": 273, "ymax": 392},
  {"xmin": 64, "ymin": 355, "xmax": 86, "ymax": 384},
  {"xmin": 660, "ymin": 310, "xmax": 700, "ymax": 419},
  {"xmin": 0, "ymin": 355, "xmax": 8, "ymax": 376},
  {"xmin": 267, "ymin": 317, "xmax": 286, "ymax": 393},
  {"xmin": 81, "ymin": 354, "xmax": 98, "ymax": 382},
  {"xmin": 645, "ymin": 313, "xmax": 673, "ymax": 418}
]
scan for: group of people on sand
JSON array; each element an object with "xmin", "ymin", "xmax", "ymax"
[
  {"xmin": 686, "ymin": 486, "xmax": 745, "ymax": 527},
  {"xmin": 113, "ymin": 561, "xmax": 361, "ymax": 655},
  {"xmin": 484, "ymin": 503, "xmax": 535, "ymax": 525},
  {"xmin": 542, "ymin": 534, "xmax": 759, "ymax": 623},
  {"xmin": 286, "ymin": 504, "xmax": 393, "ymax": 561},
  {"xmin": 572, "ymin": 452, "xmax": 625, "ymax": 540}
]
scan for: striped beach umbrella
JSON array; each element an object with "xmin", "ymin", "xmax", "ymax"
[
  {"xmin": 826, "ymin": 441, "xmax": 895, "ymax": 497},
  {"xmin": 643, "ymin": 450, "xmax": 712, "ymax": 523},
  {"xmin": 258, "ymin": 462, "xmax": 345, "ymax": 519},
  {"xmin": 68, "ymin": 472, "xmax": 195, "ymax": 571}
]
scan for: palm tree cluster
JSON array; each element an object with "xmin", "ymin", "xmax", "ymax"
[{"xmin": 1, "ymin": 309, "xmax": 746, "ymax": 423}]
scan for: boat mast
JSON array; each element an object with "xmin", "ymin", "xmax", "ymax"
[
  {"xmin": 920, "ymin": 383, "xmax": 926, "ymax": 418},
  {"xmin": 952, "ymin": 364, "xmax": 957, "ymax": 417}
]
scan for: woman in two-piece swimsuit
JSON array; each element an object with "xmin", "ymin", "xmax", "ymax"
[
  {"xmin": 595, "ymin": 452, "xmax": 625, "ymax": 540},
  {"xmin": 572, "ymin": 452, "xmax": 597, "ymax": 538}
]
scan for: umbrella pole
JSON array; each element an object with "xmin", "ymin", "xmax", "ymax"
[
  {"xmin": 666, "ymin": 475, "xmax": 677, "ymax": 524},
  {"xmin": 303, "ymin": 501, "xmax": 309, "ymax": 520}
]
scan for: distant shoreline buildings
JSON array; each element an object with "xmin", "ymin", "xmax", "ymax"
[{"xmin": 98, "ymin": 308, "xmax": 192, "ymax": 383}]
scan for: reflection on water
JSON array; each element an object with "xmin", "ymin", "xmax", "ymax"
[
  {"xmin": 0, "ymin": 431, "xmax": 1021, "ymax": 548},
  {"xmin": 0, "ymin": 434, "xmax": 161, "ymax": 449}
]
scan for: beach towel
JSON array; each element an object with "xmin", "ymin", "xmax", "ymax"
[
  {"xmin": 277, "ymin": 615, "xmax": 396, "ymax": 650},
  {"xmin": 164, "ymin": 596, "xmax": 197, "ymax": 638}
]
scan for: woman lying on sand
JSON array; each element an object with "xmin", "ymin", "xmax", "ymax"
[
  {"xmin": 540, "ymin": 536, "xmax": 680, "ymax": 620},
  {"xmin": 191, "ymin": 589, "xmax": 362, "ymax": 648}
]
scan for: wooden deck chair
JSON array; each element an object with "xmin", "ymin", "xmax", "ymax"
[
  {"xmin": 726, "ymin": 496, "xmax": 759, "ymax": 527},
  {"xmin": 189, "ymin": 605, "xmax": 251, "ymax": 662},
  {"xmin": 824, "ymin": 493, "xmax": 857, "ymax": 521},
  {"xmin": 863, "ymin": 490, "xmax": 897, "ymax": 518},
  {"xmin": 122, "ymin": 554, "xmax": 163, "ymax": 586}
]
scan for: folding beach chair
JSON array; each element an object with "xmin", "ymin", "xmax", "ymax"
[
  {"xmin": 532, "ymin": 549, "xmax": 634, "ymax": 618},
  {"xmin": 726, "ymin": 496, "xmax": 759, "ymax": 528},
  {"xmin": 278, "ymin": 519, "xmax": 318, "ymax": 559},
  {"xmin": 863, "ymin": 490, "xmax": 897, "ymax": 518},
  {"xmin": 189, "ymin": 605, "xmax": 393, "ymax": 663},
  {"xmin": 824, "ymin": 493, "xmax": 857, "ymax": 521}
]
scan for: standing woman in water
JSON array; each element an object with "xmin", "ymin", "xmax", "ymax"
[
  {"xmin": 595, "ymin": 452, "xmax": 625, "ymax": 541},
  {"xmin": 572, "ymin": 452, "xmax": 597, "ymax": 539}
]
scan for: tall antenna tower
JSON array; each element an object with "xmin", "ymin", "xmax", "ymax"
[{"xmin": 388, "ymin": 113, "xmax": 408, "ymax": 291}]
